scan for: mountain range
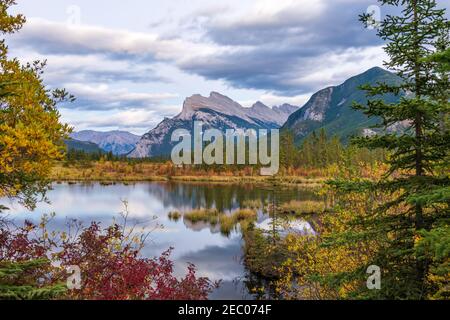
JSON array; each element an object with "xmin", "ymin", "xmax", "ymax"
[
  {"xmin": 128, "ymin": 92, "xmax": 298, "ymax": 158},
  {"xmin": 67, "ymin": 67, "xmax": 404, "ymax": 159},
  {"xmin": 70, "ymin": 130, "xmax": 141, "ymax": 155}
]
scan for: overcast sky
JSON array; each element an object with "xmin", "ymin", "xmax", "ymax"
[{"xmin": 8, "ymin": 0, "xmax": 450, "ymax": 135}]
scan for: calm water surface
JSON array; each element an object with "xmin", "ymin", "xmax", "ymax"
[{"xmin": 1, "ymin": 182, "xmax": 318, "ymax": 299}]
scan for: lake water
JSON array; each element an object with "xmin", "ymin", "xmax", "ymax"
[{"xmin": 0, "ymin": 182, "xmax": 318, "ymax": 299}]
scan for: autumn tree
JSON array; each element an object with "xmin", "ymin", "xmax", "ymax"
[{"xmin": 0, "ymin": 0, "xmax": 72, "ymax": 210}]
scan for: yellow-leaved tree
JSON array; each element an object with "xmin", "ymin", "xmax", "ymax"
[{"xmin": 0, "ymin": 0, "xmax": 72, "ymax": 209}]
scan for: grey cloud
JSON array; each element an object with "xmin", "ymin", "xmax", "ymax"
[
  {"xmin": 45, "ymin": 66, "xmax": 169, "ymax": 85},
  {"xmin": 59, "ymin": 83, "xmax": 178, "ymax": 111},
  {"xmin": 180, "ymin": 45, "xmax": 381, "ymax": 94},
  {"xmin": 206, "ymin": 1, "xmax": 381, "ymax": 47},
  {"xmin": 178, "ymin": 0, "xmax": 401, "ymax": 94},
  {"xmin": 11, "ymin": 18, "xmax": 215, "ymax": 63},
  {"xmin": 10, "ymin": 3, "xmax": 386, "ymax": 96},
  {"xmin": 84, "ymin": 69, "xmax": 168, "ymax": 83},
  {"xmin": 12, "ymin": 19, "xmax": 156, "ymax": 61},
  {"xmin": 12, "ymin": 1, "xmax": 443, "ymax": 99}
]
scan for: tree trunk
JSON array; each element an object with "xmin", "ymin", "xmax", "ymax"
[{"xmin": 412, "ymin": 0, "xmax": 426, "ymax": 298}]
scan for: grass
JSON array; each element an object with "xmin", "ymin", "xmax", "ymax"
[
  {"xmin": 219, "ymin": 209, "xmax": 257, "ymax": 235},
  {"xmin": 182, "ymin": 207, "xmax": 258, "ymax": 236},
  {"xmin": 279, "ymin": 200, "xmax": 326, "ymax": 215},
  {"xmin": 218, "ymin": 215, "xmax": 237, "ymax": 235},
  {"xmin": 183, "ymin": 208, "xmax": 221, "ymax": 225},
  {"xmin": 234, "ymin": 208, "xmax": 258, "ymax": 221},
  {"xmin": 168, "ymin": 211, "xmax": 182, "ymax": 221}
]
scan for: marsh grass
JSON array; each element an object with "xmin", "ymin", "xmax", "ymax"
[
  {"xmin": 183, "ymin": 207, "xmax": 258, "ymax": 236},
  {"xmin": 279, "ymin": 200, "xmax": 325, "ymax": 215},
  {"xmin": 218, "ymin": 215, "xmax": 236, "ymax": 235},
  {"xmin": 234, "ymin": 208, "xmax": 258, "ymax": 221},
  {"xmin": 221, "ymin": 209, "xmax": 258, "ymax": 235},
  {"xmin": 183, "ymin": 208, "xmax": 221, "ymax": 224},
  {"xmin": 168, "ymin": 211, "xmax": 182, "ymax": 221}
]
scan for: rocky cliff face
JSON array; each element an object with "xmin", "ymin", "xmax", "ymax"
[
  {"xmin": 299, "ymin": 87, "xmax": 334, "ymax": 122},
  {"xmin": 128, "ymin": 92, "xmax": 298, "ymax": 158}
]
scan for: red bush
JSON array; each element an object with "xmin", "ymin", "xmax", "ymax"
[{"xmin": 0, "ymin": 219, "xmax": 218, "ymax": 300}]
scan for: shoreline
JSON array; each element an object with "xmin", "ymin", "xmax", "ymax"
[
  {"xmin": 52, "ymin": 175, "xmax": 325, "ymax": 188},
  {"xmin": 50, "ymin": 163, "xmax": 327, "ymax": 187}
]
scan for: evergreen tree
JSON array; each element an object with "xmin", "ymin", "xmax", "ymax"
[
  {"xmin": 280, "ymin": 130, "xmax": 297, "ymax": 169},
  {"xmin": 0, "ymin": 259, "xmax": 66, "ymax": 300},
  {"xmin": 424, "ymin": 47, "xmax": 450, "ymax": 133},
  {"xmin": 330, "ymin": 0, "xmax": 449, "ymax": 299}
]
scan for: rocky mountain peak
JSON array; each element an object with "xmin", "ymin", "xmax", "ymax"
[
  {"xmin": 209, "ymin": 91, "xmax": 230, "ymax": 99},
  {"xmin": 251, "ymin": 101, "xmax": 270, "ymax": 110},
  {"xmin": 273, "ymin": 103, "xmax": 299, "ymax": 115},
  {"xmin": 180, "ymin": 92, "xmax": 247, "ymax": 121},
  {"xmin": 128, "ymin": 92, "xmax": 299, "ymax": 158}
]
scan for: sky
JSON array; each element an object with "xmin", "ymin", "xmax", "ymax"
[{"xmin": 7, "ymin": 0, "xmax": 450, "ymax": 135}]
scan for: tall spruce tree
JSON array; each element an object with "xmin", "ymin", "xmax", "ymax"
[
  {"xmin": 280, "ymin": 130, "xmax": 297, "ymax": 169},
  {"xmin": 330, "ymin": 0, "xmax": 449, "ymax": 299}
]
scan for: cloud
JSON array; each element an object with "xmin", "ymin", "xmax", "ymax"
[
  {"xmin": 61, "ymin": 83, "xmax": 178, "ymax": 111},
  {"xmin": 256, "ymin": 93, "xmax": 311, "ymax": 108},
  {"xmin": 174, "ymin": 0, "xmax": 390, "ymax": 94},
  {"xmin": 206, "ymin": 0, "xmax": 328, "ymax": 46},
  {"xmin": 61, "ymin": 107, "xmax": 180, "ymax": 135},
  {"xmin": 290, "ymin": 46, "xmax": 388, "ymax": 87},
  {"xmin": 11, "ymin": 1, "xmax": 387, "ymax": 96},
  {"xmin": 10, "ymin": 51, "xmax": 170, "ymax": 85},
  {"xmin": 181, "ymin": 45, "xmax": 386, "ymax": 95},
  {"xmin": 12, "ymin": 18, "xmax": 220, "ymax": 63},
  {"xmin": 205, "ymin": 0, "xmax": 378, "ymax": 47}
]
